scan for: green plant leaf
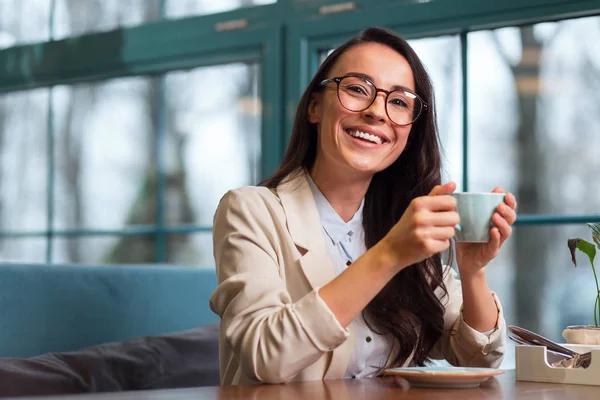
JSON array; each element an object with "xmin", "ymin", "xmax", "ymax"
[
  {"xmin": 572, "ymin": 238, "xmax": 597, "ymax": 267},
  {"xmin": 588, "ymin": 223, "xmax": 600, "ymax": 249}
]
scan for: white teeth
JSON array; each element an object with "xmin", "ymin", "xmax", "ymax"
[{"xmin": 347, "ymin": 130, "xmax": 383, "ymax": 145}]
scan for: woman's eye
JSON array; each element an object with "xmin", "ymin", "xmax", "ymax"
[
  {"xmin": 346, "ymin": 85, "xmax": 368, "ymax": 95},
  {"xmin": 390, "ymin": 97, "xmax": 409, "ymax": 108}
]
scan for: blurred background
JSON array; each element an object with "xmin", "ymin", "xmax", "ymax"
[{"xmin": 1, "ymin": 0, "xmax": 600, "ymax": 369}]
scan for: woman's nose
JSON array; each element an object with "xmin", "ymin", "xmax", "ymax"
[{"xmin": 362, "ymin": 92, "xmax": 387, "ymax": 122}]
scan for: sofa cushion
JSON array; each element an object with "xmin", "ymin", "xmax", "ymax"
[{"xmin": 0, "ymin": 324, "xmax": 220, "ymax": 397}]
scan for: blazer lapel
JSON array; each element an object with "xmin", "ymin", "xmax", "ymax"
[
  {"xmin": 276, "ymin": 170, "xmax": 337, "ymax": 289},
  {"xmin": 276, "ymin": 170, "xmax": 355, "ymax": 379}
]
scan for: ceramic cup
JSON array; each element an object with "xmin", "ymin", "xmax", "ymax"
[{"xmin": 452, "ymin": 192, "xmax": 505, "ymax": 243}]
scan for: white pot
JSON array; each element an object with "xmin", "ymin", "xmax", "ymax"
[{"xmin": 562, "ymin": 325, "xmax": 600, "ymax": 345}]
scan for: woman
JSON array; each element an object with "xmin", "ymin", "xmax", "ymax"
[{"xmin": 209, "ymin": 27, "xmax": 517, "ymax": 385}]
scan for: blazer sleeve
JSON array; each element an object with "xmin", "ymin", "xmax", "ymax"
[
  {"xmin": 428, "ymin": 266, "xmax": 506, "ymax": 368},
  {"xmin": 209, "ymin": 189, "xmax": 349, "ymax": 384}
]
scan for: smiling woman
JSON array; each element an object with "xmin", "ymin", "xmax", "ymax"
[
  {"xmin": 209, "ymin": 27, "xmax": 516, "ymax": 386},
  {"xmin": 306, "ymin": 42, "xmax": 418, "ymax": 178}
]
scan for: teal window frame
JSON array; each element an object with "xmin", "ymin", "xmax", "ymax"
[{"xmin": 0, "ymin": 0, "xmax": 599, "ymax": 263}]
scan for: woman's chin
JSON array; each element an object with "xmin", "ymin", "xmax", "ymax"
[
  {"xmin": 333, "ymin": 152, "xmax": 390, "ymax": 176},
  {"xmin": 345, "ymin": 161, "xmax": 384, "ymax": 176}
]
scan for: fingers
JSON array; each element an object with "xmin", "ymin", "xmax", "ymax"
[
  {"xmin": 492, "ymin": 189, "xmax": 517, "ymax": 227},
  {"xmin": 430, "ymin": 227, "xmax": 456, "ymax": 241},
  {"xmin": 411, "ymin": 182, "xmax": 458, "ymax": 212},
  {"xmin": 429, "ymin": 239, "xmax": 452, "ymax": 255},
  {"xmin": 418, "ymin": 211, "xmax": 460, "ymax": 227},
  {"xmin": 412, "ymin": 195, "xmax": 457, "ymax": 212},
  {"xmin": 491, "ymin": 187, "xmax": 518, "ymax": 211},
  {"xmin": 492, "ymin": 212, "xmax": 512, "ymax": 241},
  {"xmin": 429, "ymin": 182, "xmax": 457, "ymax": 196},
  {"xmin": 496, "ymin": 201, "xmax": 517, "ymax": 225},
  {"xmin": 414, "ymin": 210, "xmax": 458, "ymax": 243},
  {"xmin": 488, "ymin": 227, "xmax": 502, "ymax": 254},
  {"xmin": 504, "ymin": 192, "xmax": 518, "ymax": 210},
  {"xmin": 491, "ymin": 227, "xmax": 502, "ymax": 246}
]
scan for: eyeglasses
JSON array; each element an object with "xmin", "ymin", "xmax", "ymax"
[{"xmin": 319, "ymin": 74, "xmax": 427, "ymax": 126}]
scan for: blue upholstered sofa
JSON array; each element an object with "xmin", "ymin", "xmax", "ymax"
[{"xmin": 0, "ymin": 263, "xmax": 219, "ymax": 358}]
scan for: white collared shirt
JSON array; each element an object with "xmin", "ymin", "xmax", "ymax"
[{"xmin": 307, "ymin": 175, "xmax": 394, "ymax": 378}]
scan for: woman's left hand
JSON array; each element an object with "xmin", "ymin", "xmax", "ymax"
[{"xmin": 456, "ymin": 188, "xmax": 517, "ymax": 277}]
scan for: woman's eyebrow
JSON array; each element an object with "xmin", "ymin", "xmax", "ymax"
[{"xmin": 345, "ymin": 72, "xmax": 413, "ymax": 92}]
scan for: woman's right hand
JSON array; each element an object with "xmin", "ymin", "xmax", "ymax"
[
  {"xmin": 319, "ymin": 181, "xmax": 458, "ymax": 328},
  {"xmin": 378, "ymin": 182, "xmax": 459, "ymax": 272}
]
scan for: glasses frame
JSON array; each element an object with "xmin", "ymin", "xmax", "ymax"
[{"xmin": 319, "ymin": 74, "xmax": 428, "ymax": 126}]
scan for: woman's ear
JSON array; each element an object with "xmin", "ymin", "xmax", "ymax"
[{"xmin": 307, "ymin": 93, "xmax": 322, "ymax": 124}]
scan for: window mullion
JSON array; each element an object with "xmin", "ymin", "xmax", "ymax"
[
  {"xmin": 154, "ymin": 78, "xmax": 167, "ymax": 263},
  {"xmin": 460, "ymin": 31, "xmax": 469, "ymax": 192},
  {"xmin": 46, "ymin": 0, "xmax": 58, "ymax": 263}
]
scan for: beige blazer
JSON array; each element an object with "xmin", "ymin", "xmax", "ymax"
[{"xmin": 209, "ymin": 171, "xmax": 506, "ymax": 386}]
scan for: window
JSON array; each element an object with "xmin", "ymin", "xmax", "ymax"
[
  {"xmin": 0, "ymin": 88, "xmax": 49, "ymax": 233},
  {"xmin": 0, "ymin": 1, "xmax": 277, "ymax": 266},
  {"xmin": 468, "ymin": 15, "xmax": 600, "ymax": 367},
  {"xmin": 0, "ymin": 88, "xmax": 49, "ymax": 263},
  {"xmin": 163, "ymin": 61, "xmax": 262, "ymax": 266},
  {"xmin": 53, "ymin": 77, "xmax": 155, "ymax": 231},
  {"xmin": 408, "ymin": 36, "xmax": 463, "ymax": 188},
  {"xmin": 468, "ymin": 18, "xmax": 600, "ymax": 213}
]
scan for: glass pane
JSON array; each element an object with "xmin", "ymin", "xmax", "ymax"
[
  {"xmin": 408, "ymin": 36, "xmax": 463, "ymax": 188},
  {"xmin": 468, "ymin": 16, "xmax": 600, "ymax": 214},
  {"xmin": 53, "ymin": 77, "xmax": 155, "ymax": 230},
  {"xmin": 0, "ymin": 88, "xmax": 49, "ymax": 231},
  {"xmin": 164, "ymin": 62, "xmax": 261, "ymax": 226},
  {"xmin": 166, "ymin": 233, "xmax": 213, "ymax": 267},
  {"xmin": 53, "ymin": 235, "xmax": 156, "ymax": 264},
  {"xmin": 0, "ymin": 0, "xmax": 51, "ymax": 49},
  {"xmin": 0, "ymin": 237, "xmax": 47, "ymax": 263},
  {"xmin": 482, "ymin": 223, "xmax": 599, "ymax": 369},
  {"xmin": 166, "ymin": 0, "xmax": 276, "ymax": 19},
  {"xmin": 319, "ymin": 35, "xmax": 463, "ymax": 187},
  {"xmin": 53, "ymin": 0, "xmax": 161, "ymax": 40}
]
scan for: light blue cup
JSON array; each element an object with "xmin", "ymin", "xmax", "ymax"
[{"xmin": 452, "ymin": 193, "xmax": 506, "ymax": 242}]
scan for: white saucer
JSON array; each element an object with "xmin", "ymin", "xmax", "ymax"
[{"xmin": 382, "ymin": 366, "xmax": 505, "ymax": 388}]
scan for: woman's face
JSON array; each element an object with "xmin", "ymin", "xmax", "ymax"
[{"xmin": 308, "ymin": 42, "xmax": 416, "ymax": 177}]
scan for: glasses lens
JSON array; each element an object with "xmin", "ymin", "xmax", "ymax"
[
  {"xmin": 387, "ymin": 89, "xmax": 423, "ymax": 125},
  {"xmin": 337, "ymin": 76, "xmax": 376, "ymax": 112}
]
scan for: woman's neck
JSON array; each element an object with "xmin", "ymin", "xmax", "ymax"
[{"xmin": 309, "ymin": 161, "xmax": 372, "ymax": 223}]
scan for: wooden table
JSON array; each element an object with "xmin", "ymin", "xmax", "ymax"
[{"xmin": 10, "ymin": 370, "xmax": 600, "ymax": 399}]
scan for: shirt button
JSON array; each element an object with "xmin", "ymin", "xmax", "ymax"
[
  {"xmin": 346, "ymin": 261, "xmax": 352, "ymax": 266},
  {"xmin": 366, "ymin": 336, "xmax": 372, "ymax": 343}
]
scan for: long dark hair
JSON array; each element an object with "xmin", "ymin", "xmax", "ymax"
[{"xmin": 262, "ymin": 27, "xmax": 447, "ymax": 367}]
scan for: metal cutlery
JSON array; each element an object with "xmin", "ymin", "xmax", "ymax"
[{"xmin": 508, "ymin": 325, "xmax": 592, "ymax": 368}]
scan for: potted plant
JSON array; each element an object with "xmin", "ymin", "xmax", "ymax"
[{"xmin": 563, "ymin": 222, "xmax": 600, "ymax": 345}]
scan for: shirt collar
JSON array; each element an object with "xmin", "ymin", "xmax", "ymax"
[{"xmin": 306, "ymin": 171, "xmax": 364, "ymax": 245}]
